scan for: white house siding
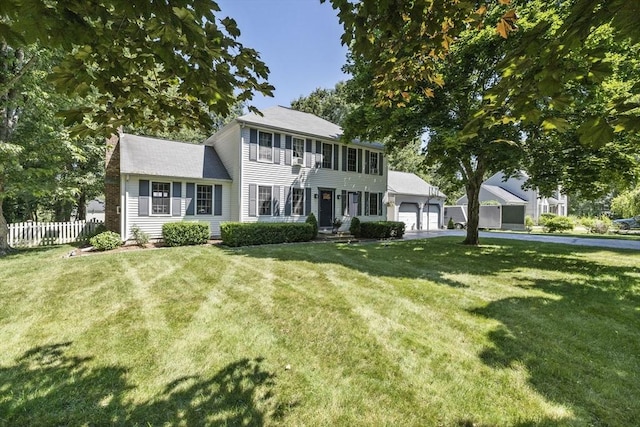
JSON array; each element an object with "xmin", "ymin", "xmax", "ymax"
[
  {"xmin": 236, "ymin": 126, "xmax": 387, "ymax": 226},
  {"xmin": 123, "ymin": 175, "xmax": 231, "ymax": 240},
  {"xmin": 208, "ymin": 125, "xmax": 242, "ymax": 222}
]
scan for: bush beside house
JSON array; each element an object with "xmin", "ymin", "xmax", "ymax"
[
  {"xmin": 162, "ymin": 222, "xmax": 210, "ymax": 246},
  {"xmin": 221, "ymin": 222, "xmax": 314, "ymax": 247},
  {"xmin": 359, "ymin": 221, "xmax": 406, "ymax": 239}
]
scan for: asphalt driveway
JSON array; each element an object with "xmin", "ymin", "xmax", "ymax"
[{"xmin": 403, "ymin": 229, "xmax": 640, "ymax": 251}]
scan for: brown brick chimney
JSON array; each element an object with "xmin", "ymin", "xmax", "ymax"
[{"xmin": 105, "ymin": 133, "xmax": 121, "ymax": 233}]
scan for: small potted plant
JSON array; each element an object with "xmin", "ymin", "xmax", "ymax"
[{"xmin": 332, "ymin": 218, "xmax": 343, "ymax": 234}]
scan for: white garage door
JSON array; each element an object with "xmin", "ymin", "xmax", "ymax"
[
  {"xmin": 422, "ymin": 204, "xmax": 440, "ymax": 230},
  {"xmin": 398, "ymin": 203, "xmax": 419, "ymax": 231}
]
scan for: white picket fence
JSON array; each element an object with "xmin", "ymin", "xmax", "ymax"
[{"xmin": 7, "ymin": 220, "xmax": 104, "ymax": 248}]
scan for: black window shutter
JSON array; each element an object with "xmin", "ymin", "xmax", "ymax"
[
  {"xmin": 378, "ymin": 192, "xmax": 383, "ymax": 216},
  {"xmin": 249, "ymin": 128, "xmax": 258, "ymax": 161},
  {"xmin": 273, "ymin": 185, "xmax": 281, "ymax": 216},
  {"xmin": 379, "ymin": 154, "xmax": 384, "ymax": 175},
  {"xmin": 274, "ymin": 134, "xmax": 281, "ymax": 164},
  {"xmin": 357, "ymin": 191, "xmax": 362, "ymax": 216},
  {"xmin": 333, "ymin": 144, "xmax": 339, "ymax": 170},
  {"xmin": 249, "ymin": 184, "xmax": 257, "ymax": 217},
  {"xmin": 305, "ymin": 139, "xmax": 313, "ymax": 168},
  {"xmin": 305, "ymin": 187, "xmax": 312, "ymax": 216},
  {"xmin": 341, "ymin": 190, "xmax": 347, "ymax": 216},
  {"xmin": 285, "ymin": 135, "xmax": 292, "ymax": 165},
  {"xmin": 365, "ymin": 150, "xmax": 371, "ymax": 174},
  {"xmin": 214, "ymin": 185, "xmax": 223, "ymax": 216},
  {"xmin": 364, "ymin": 191, "xmax": 370, "ymax": 215},
  {"xmin": 285, "ymin": 187, "xmax": 292, "ymax": 216},
  {"xmin": 172, "ymin": 182, "xmax": 182, "ymax": 216},
  {"xmin": 357, "ymin": 149, "xmax": 363, "ymax": 173},
  {"xmin": 185, "ymin": 183, "xmax": 195, "ymax": 215},
  {"xmin": 342, "ymin": 146, "xmax": 347, "ymax": 171},
  {"xmin": 138, "ymin": 180, "xmax": 150, "ymax": 216}
]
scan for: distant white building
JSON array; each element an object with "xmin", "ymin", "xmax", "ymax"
[{"xmin": 457, "ymin": 171, "xmax": 568, "ymax": 222}]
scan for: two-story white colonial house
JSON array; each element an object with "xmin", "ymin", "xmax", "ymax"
[{"xmin": 105, "ymin": 106, "xmax": 388, "ymax": 240}]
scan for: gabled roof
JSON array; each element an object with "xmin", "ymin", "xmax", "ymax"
[
  {"xmin": 234, "ymin": 106, "xmax": 384, "ymax": 149},
  {"xmin": 387, "ymin": 171, "xmax": 446, "ymax": 198},
  {"xmin": 482, "ymin": 184, "xmax": 527, "ymax": 204},
  {"xmin": 119, "ymin": 134, "xmax": 231, "ymax": 180}
]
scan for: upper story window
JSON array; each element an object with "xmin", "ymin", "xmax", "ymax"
[
  {"xmin": 197, "ymin": 185, "xmax": 212, "ymax": 215},
  {"xmin": 258, "ymin": 186, "xmax": 272, "ymax": 215},
  {"xmin": 347, "ymin": 147, "xmax": 357, "ymax": 172},
  {"xmin": 292, "ymin": 137, "xmax": 304, "ymax": 160},
  {"xmin": 292, "ymin": 188, "xmax": 304, "ymax": 215},
  {"xmin": 369, "ymin": 152, "xmax": 379, "ymax": 174},
  {"xmin": 258, "ymin": 131, "xmax": 273, "ymax": 162},
  {"xmin": 152, "ymin": 182, "xmax": 170, "ymax": 214},
  {"xmin": 322, "ymin": 143, "xmax": 333, "ymax": 169}
]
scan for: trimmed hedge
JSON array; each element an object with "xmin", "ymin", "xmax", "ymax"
[
  {"xmin": 89, "ymin": 231, "xmax": 122, "ymax": 251},
  {"xmin": 305, "ymin": 213, "xmax": 318, "ymax": 239},
  {"xmin": 221, "ymin": 222, "xmax": 314, "ymax": 247},
  {"xmin": 162, "ymin": 222, "xmax": 210, "ymax": 246},
  {"xmin": 359, "ymin": 221, "xmax": 405, "ymax": 239},
  {"xmin": 349, "ymin": 217, "xmax": 361, "ymax": 237},
  {"xmin": 543, "ymin": 216, "xmax": 574, "ymax": 233}
]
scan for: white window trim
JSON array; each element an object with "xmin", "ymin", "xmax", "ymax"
[
  {"xmin": 369, "ymin": 152, "xmax": 379, "ymax": 175},
  {"xmin": 196, "ymin": 184, "xmax": 213, "ymax": 216},
  {"xmin": 151, "ymin": 181, "xmax": 171, "ymax": 216},
  {"xmin": 258, "ymin": 185, "xmax": 273, "ymax": 216},
  {"xmin": 258, "ymin": 131, "xmax": 274, "ymax": 163},
  {"xmin": 322, "ymin": 143, "xmax": 333, "ymax": 169},
  {"xmin": 292, "ymin": 187, "xmax": 305, "ymax": 216},
  {"xmin": 292, "ymin": 136, "xmax": 305, "ymax": 164},
  {"xmin": 347, "ymin": 147, "xmax": 358, "ymax": 172}
]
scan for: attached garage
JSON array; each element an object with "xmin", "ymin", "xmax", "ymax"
[
  {"xmin": 422, "ymin": 204, "xmax": 440, "ymax": 231},
  {"xmin": 398, "ymin": 203, "xmax": 420, "ymax": 231}
]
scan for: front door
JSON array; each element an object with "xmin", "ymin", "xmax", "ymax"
[{"xmin": 318, "ymin": 189, "xmax": 334, "ymax": 227}]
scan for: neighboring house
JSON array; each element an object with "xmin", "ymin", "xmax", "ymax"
[
  {"xmin": 386, "ymin": 171, "xmax": 446, "ymax": 231},
  {"xmin": 86, "ymin": 199, "xmax": 105, "ymax": 223},
  {"xmin": 105, "ymin": 106, "xmax": 387, "ymax": 240},
  {"xmin": 456, "ymin": 171, "xmax": 568, "ymax": 223}
]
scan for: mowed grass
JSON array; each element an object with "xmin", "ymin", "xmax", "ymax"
[{"xmin": 0, "ymin": 238, "xmax": 638, "ymax": 426}]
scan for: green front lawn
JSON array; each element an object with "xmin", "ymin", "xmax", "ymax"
[{"xmin": 1, "ymin": 238, "xmax": 638, "ymax": 426}]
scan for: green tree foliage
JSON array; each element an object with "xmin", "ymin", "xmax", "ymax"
[
  {"xmin": 329, "ymin": 0, "xmax": 640, "ymax": 245},
  {"xmin": 1, "ymin": 0, "xmax": 274, "ymax": 137},
  {"xmin": 611, "ymin": 186, "xmax": 640, "ymax": 218},
  {"xmin": 290, "ymin": 82, "xmax": 353, "ymax": 126}
]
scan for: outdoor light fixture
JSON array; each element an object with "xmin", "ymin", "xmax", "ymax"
[
  {"xmin": 314, "ymin": 193, "xmax": 318, "ymax": 199},
  {"xmin": 336, "ymin": 194, "xmax": 341, "ymax": 200}
]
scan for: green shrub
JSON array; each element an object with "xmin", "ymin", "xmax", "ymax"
[
  {"xmin": 349, "ymin": 217, "xmax": 361, "ymax": 237},
  {"xmin": 162, "ymin": 222, "xmax": 210, "ymax": 246},
  {"xmin": 447, "ymin": 217, "xmax": 455, "ymax": 229},
  {"xmin": 89, "ymin": 231, "xmax": 122, "ymax": 251},
  {"xmin": 581, "ymin": 215, "xmax": 611, "ymax": 234},
  {"xmin": 131, "ymin": 224, "xmax": 150, "ymax": 246},
  {"xmin": 524, "ymin": 215, "xmax": 535, "ymax": 231},
  {"xmin": 543, "ymin": 216, "xmax": 574, "ymax": 233},
  {"xmin": 359, "ymin": 221, "xmax": 405, "ymax": 239},
  {"xmin": 538, "ymin": 212, "xmax": 557, "ymax": 226},
  {"xmin": 220, "ymin": 222, "xmax": 314, "ymax": 247},
  {"xmin": 306, "ymin": 212, "xmax": 318, "ymax": 238}
]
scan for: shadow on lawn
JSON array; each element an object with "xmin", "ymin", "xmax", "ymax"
[
  {"xmin": 0, "ymin": 342, "xmax": 286, "ymax": 426},
  {"xmin": 471, "ymin": 270, "xmax": 640, "ymax": 424},
  {"xmin": 228, "ymin": 238, "xmax": 640, "ymax": 424}
]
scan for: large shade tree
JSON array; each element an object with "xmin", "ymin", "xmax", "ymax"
[
  {"xmin": 0, "ymin": 1, "xmax": 274, "ymax": 254},
  {"xmin": 328, "ymin": 0, "xmax": 640, "ymax": 245}
]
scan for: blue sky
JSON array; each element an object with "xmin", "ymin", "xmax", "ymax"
[{"xmin": 216, "ymin": 0, "xmax": 349, "ymax": 110}]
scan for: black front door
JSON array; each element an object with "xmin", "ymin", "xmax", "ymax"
[{"xmin": 319, "ymin": 189, "xmax": 334, "ymax": 227}]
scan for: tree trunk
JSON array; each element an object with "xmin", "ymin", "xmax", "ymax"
[
  {"xmin": 77, "ymin": 193, "xmax": 86, "ymax": 220},
  {"xmin": 0, "ymin": 182, "xmax": 13, "ymax": 255},
  {"xmin": 462, "ymin": 166, "xmax": 486, "ymax": 246}
]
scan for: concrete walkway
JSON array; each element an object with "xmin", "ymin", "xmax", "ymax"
[{"xmin": 402, "ymin": 229, "xmax": 640, "ymax": 251}]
